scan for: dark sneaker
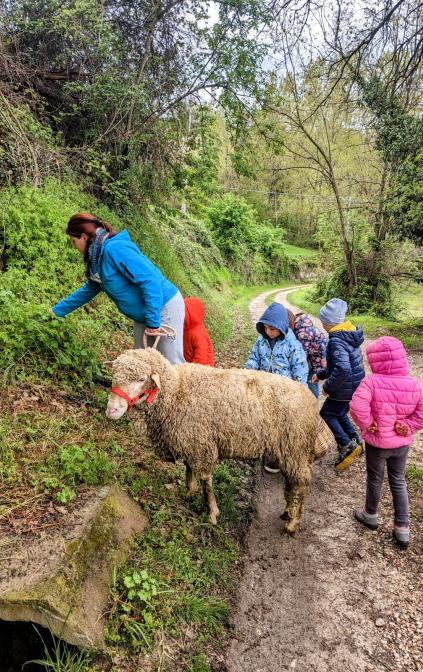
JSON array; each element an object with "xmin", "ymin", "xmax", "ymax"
[
  {"xmin": 263, "ymin": 455, "xmax": 280, "ymax": 474},
  {"xmin": 393, "ymin": 526, "xmax": 410, "ymax": 549},
  {"xmin": 354, "ymin": 507, "xmax": 378, "ymax": 530},
  {"xmin": 335, "ymin": 441, "xmax": 363, "ymax": 471}
]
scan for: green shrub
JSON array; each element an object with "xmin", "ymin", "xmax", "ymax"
[
  {"xmin": 207, "ymin": 194, "xmax": 259, "ymax": 262},
  {"xmin": 206, "ymin": 194, "xmax": 289, "ymax": 283},
  {"xmin": 0, "ymin": 177, "xmax": 293, "ymax": 386},
  {"xmin": 0, "ymin": 179, "xmax": 234, "ymax": 383},
  {"xmin": 0, "ymin": 179, "xmax": 126, "ymax": 384},
  {"xmin": 37, "ymin": 442, "xmax": 114, "ymax": 503},
  {"xmin": 312, "ymin": 266, "xmax": 397, "ymax": 318}
]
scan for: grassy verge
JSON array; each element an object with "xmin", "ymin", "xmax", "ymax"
[
  {"xmin": 288, "ymin": 286, "xmax": 423, "ymax": 350},
  {"xmin": 402, "ymin": 284, "xmax": 423, "ymax": 320},
  {"xmin": 284, "ymin": 244, "xmax": 318, "ymax": 259},
  {"xmin": 0, "ymin": 282, "xmax": 267, "ymax": 672},
  {"xmin": 407, "ymin": 465, "xmax": 423, "ymax": 488}
]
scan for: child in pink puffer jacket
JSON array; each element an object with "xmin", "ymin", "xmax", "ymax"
[{"xmin": 350, "ymin": 336, "xmax": 423, "ymax": 549}]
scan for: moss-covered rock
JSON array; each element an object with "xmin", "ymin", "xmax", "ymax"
[{"xmin": 0, "ymin": 486, "xmax": 147, "ymax": 649}]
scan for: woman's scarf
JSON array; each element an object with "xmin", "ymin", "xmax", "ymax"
[{"xmin": 89, "ymin": 228, "xmax": 110, "ymax": 283}]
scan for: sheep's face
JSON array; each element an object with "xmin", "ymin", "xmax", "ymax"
[
  {"xmin": 104, "ymin": 349, "xmax": 163, "ymax": 420},
  {"xmin": 106, "ymin": 380, "xmax": 145, "ymax": 420}
]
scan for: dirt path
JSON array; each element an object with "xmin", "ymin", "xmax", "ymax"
[{"xmin": 225, "ymin": 289, "xmax": 423, "ymax": 672}]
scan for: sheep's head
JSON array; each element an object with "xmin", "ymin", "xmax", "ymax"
[{"xmin": 105, "ymin": 348, "xmax": 168, "ymax": 420}]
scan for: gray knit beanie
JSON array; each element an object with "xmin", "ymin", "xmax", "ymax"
[{"xmin": 319, "ymin": 298, "xmax": 348, "ymax": 325}]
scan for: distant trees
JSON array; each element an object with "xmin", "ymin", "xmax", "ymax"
[
  {"xmin": 0, "ymin": 0, "xmax": 421, "ymax": 310},
  {"xmin": 0, "ymin": 0, "xmax": 286, "ymax": 202}
]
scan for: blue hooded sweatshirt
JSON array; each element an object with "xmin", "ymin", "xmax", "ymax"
[
  {"xmin": 52, "ymin": 229, "xmax": 177, "ymax": 328},
  {"xmin": 245, "ymin": 302, "xmax": 308, "ymax": 385}
]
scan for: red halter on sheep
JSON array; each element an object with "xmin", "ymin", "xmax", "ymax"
[{"xmin": 111, "ymin": 385, "xmax": 159, "ymax": 407}]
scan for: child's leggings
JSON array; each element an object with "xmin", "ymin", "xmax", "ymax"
[
  {"xmin": 365, "ymin": 443, "xmax": 409, "ymax": 527},
  {"xmin": 134, "ymin": 291, "xmax": 186, "ymax": 364}
]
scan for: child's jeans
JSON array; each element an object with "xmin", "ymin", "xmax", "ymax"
[
  {"xmin": 307, "ymin": 374, "xmax": 319, "ymax": 398},
  {"xmin": 320, "ymin": 398, "xmax": 359, "ymax": 447},
  {"xmin": 365, "ymin": 443, "xmax": 409, "ymax": 527}
]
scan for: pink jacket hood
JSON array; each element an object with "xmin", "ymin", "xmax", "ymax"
[
  {"xmin": 366, "ymin": 336, "xmax": 409, "ymax": 376},
  {"xmin": 350, "ymin": 337, "xmax": 423, "ymax": 449}
]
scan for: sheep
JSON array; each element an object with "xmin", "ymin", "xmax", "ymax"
[{"xmin": 105, "ymin": 348, "xmax": 319, "ymax": 534}]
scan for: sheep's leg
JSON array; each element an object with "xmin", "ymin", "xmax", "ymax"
[
  {"xmin": 202, "ymin": 476, "xmax": 220, "ymax": 525},
  {"xmin": 281, "ymin": 482, "xmax": 310, "ymax": 535},
  {"xmin": 185, "ymin": 463, "xmax": 199, "ymax": 498},
  {"xmin": 280, "ymin": 480, "xmax": 291, "ymax": 520}
]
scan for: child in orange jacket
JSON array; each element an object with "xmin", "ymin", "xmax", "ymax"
[{"xmin": 183, "ymin": 297, "xmax": 214, "ymax": 366}]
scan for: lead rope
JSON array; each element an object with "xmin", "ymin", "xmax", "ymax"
[{"xmin": 142, "ymin": 324, "xmax": 177, "ymax": 350}]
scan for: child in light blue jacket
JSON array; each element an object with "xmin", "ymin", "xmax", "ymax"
[
  {"xmin": 246, "ymin": 302, "xmax": 308, "ymax": 472},
  {"xmin": 246, "ymin": 302, "xmax": 308, "ymax": 383}
]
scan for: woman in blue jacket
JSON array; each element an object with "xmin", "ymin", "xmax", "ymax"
[{"xmin": 51, "ymin": 212, "xmax": 185, "ymax": 364}]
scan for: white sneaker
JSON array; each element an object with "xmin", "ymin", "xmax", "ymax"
[{"xmin": 263, "ymin": 459, "xmax": 280, "ymax": 474}]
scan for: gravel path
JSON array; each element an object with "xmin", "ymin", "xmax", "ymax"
[{"xmin": 225, "ymin": 288, "xmax": 423, "ymax": 672}]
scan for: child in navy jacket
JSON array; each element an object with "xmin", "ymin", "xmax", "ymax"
[{"xmin": 314, "ymin": 298, "xmax": 365, "ymax": 471}]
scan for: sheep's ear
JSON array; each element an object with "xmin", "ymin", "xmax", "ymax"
[
  {"xmin": 151, "ymin": 373, "xmax": 161, "ymax": 389},
  {"xmin": 103, "ymin": 360, "xmax": 114, "ymax": 370}
]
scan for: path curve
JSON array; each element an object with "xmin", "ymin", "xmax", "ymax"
[{"xmin": 225, "ymin": 288, "xmax": 423, "ymax": 672}]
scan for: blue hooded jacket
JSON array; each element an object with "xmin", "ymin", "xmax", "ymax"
[
  {"xmin": 52, "ymin": 230, "xmax": 177, "ymax": 328},
  {"xmin": 317, "ymin": 324, "xmax": 365, "ymax": 401},
  {"xmin": 245, "ymin": 302, "xmax": 308, "ymax": 384}
]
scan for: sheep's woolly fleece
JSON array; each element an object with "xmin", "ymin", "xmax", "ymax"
[{"xmin": 110, "ymin": 348, "xmax": 319, "ymax": 481}]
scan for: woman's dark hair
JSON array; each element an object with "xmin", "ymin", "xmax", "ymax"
[
  {"xmin": 287, "ymin": 309, "xmax": 297, "ymax": 330},
  {"xmin": 66, "ymin": 212, "xmax": 115, "ymax": 237},
  {"xmin": 66, "ymin": 212, "xmax": 116, "ymax": 277}
]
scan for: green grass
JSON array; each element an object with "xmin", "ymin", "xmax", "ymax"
[
  {"xmin": 283, "ymin": 244, "xmax": 318, "ymax": 259},
  {"xmin": 402, "ymin": 284, "xmax": 423, "ymax": 319},
  {"xmin": 105, "ymin": 459, "xmax": 256, "ymax": 661},
  {"xmin": 264, "ymin": 283, "xmax": 307, "ymax": 306},
  {"xmin": 288, "ymin": 286, "xmax": 423, "ymax": 350},
  {"xmin": 234, "ymin": 281, "xmax": 303, "ymax": 309},
  {"xmin": 186, "ymin": 652, "xmax": 212, "ymax": 672},
  {"xmin": 286, "ymin": 287, "xmax": 320, "ymax": 315},
  {"xmin": 407, "ymin": 465, "xmax": 423, "ymax": 488},
  {"xmin": 25, "ymin": 626, "xmax": 93, "ymax": 672}
]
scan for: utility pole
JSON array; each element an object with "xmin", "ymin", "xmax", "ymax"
[{"xmin": 272, "ymin": 167, "xmax": 279, "ymax": 227}]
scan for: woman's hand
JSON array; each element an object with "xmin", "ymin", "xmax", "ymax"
[
  {"xmin": 145, "ymin": 327, "xmax": 162, "ymax": 336},
  {"xmin": 394, "ymin": 420, "xmax": 409, "ymax": 437},
  {"xmin": 311, "ymin": 373, "xmax": 319, "ymax": 384}
]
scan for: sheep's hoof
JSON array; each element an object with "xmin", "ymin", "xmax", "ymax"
[
  {"xmin": 208, "ymin": 509, "xmax": 220, "ymax": 525},
  {"xmin": 280, "ymin": 510, "xmax": 289, "ymax": 520},
  {"xmin": 281, "ymin": 519, "xmax": 300, "ymax": 536}
]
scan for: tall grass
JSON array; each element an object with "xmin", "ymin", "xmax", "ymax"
[{"xmin": 24, "ymin": 627, "xmax": 91, "ymax": 672}]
